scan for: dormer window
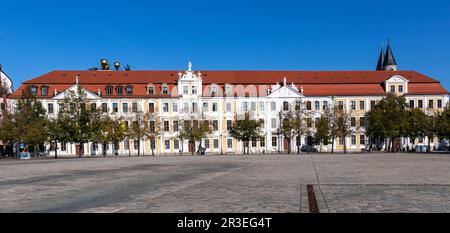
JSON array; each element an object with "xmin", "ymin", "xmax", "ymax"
[
  {"xmin": 225, "ymin": 85, "xmax": 233, "ymax": 95},
  {"xmin": 116, "ymin": 86, "xmax": 124, "ymax": 96},
  {"xmin": 147, "ymin": 85, "xmax": 155, "ymax": 94},
  {"xmin": 211, "ymin": 85, "xmax": 218, "ymax": 95},
  {"xmin": 30, "ymin": 85, "xmax": 38, "ymax": 96},
  {"xmin": 106, "ymin": 85, "xmax": 113, "ymax": 96},
  {"xmin": 41, "ymin": 86, "xmax": 49, "ymax": 96},
  {"xmin": 162, "ymin": 84, "xmax": 169, "ymax": 94},
  {"xmin": 126, "ymin": 85, "xmax": 133, "ymax": 95}
]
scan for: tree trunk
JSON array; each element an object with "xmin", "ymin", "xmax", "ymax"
[
  {"xmin": 138, "ymin": 141, "xmax": 141, "ymax": 157},
  {"xmin": 54, "ymin": 141, "xmax": 58, "ymax": 159},
  {"xmin": 343, "ymin": 136, "xmax": 347, "ymax": 154},
  {"xmin": 288, "ymin": 138, "xmax": 292, "ymax": 154},
  {"xmin": 331, "ymin": 136, "xmax": 335, "ymax": 154}
]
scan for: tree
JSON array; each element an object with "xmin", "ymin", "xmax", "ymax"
[
  {"xmin": 58, "ymin": 85, "xmax": 99, "ymax": 157},
  {"xmin": 179, "ymin": 115, "xmax": 211, "ymax": 155},
  {"xmin": 47, "ymin": 116, "xmax": 70, "ymax": 159},
  {"xmin": 11, "ymin": 86, "xmax": 48, "ymax": 157},
  {"xmin": 424, "ymin": 110, "xmax": 439, "ymax": 152},
  {"xmin": 291, "ymin": 100, "xmax": 308, "ymax": 154},
  {"xmin": 125, "ymin": 110, "xmax": 150, "ymax": 157},
  {"xmin": 406, "ymin": 108, "xmax": 427, "ymax": 151},
  {"xmin": 335, "ymin": 107, "xmax": 354, "ymax": 154},
  {"xmin": 324, "ymin": 105, "xmax": 339, "ymax": 153},
  {"xmin": 437, "ymin": 107, "xmax": 450, "ymax": 143},
  {"xmin": 147, "ymin": 112, "xmax": 162, "ymax": 156},
  {"xmin": 314, "ymin": 115, "xmax": 331, "ymax": 152},
  {"xmin": 0, "ymin": 112, "xmax": 15, "ymax": 158},
  {"xmin": 229, "ymin": 113, "xmax": 260, "ymax": 155},
  {"xmin": 280, "ymin": 110, "xmax": 296, "ymax": 154}
]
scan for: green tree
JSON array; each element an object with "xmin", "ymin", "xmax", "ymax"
[
  {"xmin": 229, "ymin": 113, "xmax": 260, "ymax": 155},
  {"xmin": 424, "ymin": 111, "xmax": 439, "ymax": 152},
  {"xmin": 335, "ymin": 108, "xmax": 354, "ymax": 154},
  {"xmin": 291, "ymin": 100, "xmax": 308, "ymax": 154},
  {"xmin": 324, "ymin": 105, "xmax": 339, "ymax": 153},
  {"xmin": 147, "ymin": 112, "xmax": 162, "ymax": 156},
  {"xmin": 12, "ymin": 85, "xmax": 48, "ymax": 156},
  {"xmin": 125, "ymin": 111, "xmax": 150, "ymax": 157},
  {"xmin": 314, "ymin": 115, "xmax": 331, "ymax": 152},
  {"xmin": 179, "ymin": 115, "xmax": 211, "ymax": 155},
  {"xmin": 437, "ymin": 107, "xmax": 450, "ymax": 143},
  {"xmin": 406, "ymin": 108, "xmax": 427, "ymax": 150},
  {"xmin": 280, "ymin": 109, "xmax": 296, "ymax": 154}
]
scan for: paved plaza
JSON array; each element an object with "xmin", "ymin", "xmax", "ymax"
[{"xmin": 0, "ymin": 153, "xmax": 449, "ymax": 213}]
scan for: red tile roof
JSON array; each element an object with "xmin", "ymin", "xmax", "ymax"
[{"xmin": 11, "ymin": 70, "xmax": 448, "ymax": 98}]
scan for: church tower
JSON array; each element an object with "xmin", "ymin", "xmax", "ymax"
[
  {"xmin": 376, "ymin": 46, "xmax": 385, "ymax": 71},
  {"xmin": 383, "ymin": 40, "xmax": 398, "ymax": 71}
]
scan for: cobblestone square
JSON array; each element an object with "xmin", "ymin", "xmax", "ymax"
[{"xmin": 0, "ymin": 153, "xmax": 449, "ymax": 213}]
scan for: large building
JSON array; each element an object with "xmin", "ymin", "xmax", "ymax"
[{"xmin": 9, "ymin": 45, "xmax": 450, "ymax": 156}]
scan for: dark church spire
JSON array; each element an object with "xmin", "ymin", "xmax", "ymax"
[
  {"xmin": 383, "ymin": 40, "xmax": 397, "ymax": 71},
  {"xmin": 376, "ymin": 45, "xmax": 385, "ymax": 71}
]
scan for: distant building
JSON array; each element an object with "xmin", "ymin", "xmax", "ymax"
[{"xmin": 9, "ymin": 45, "xmax": 450, "ymax": 156}]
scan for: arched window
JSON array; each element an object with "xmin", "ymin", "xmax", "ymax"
[
  {"xmin": 147, "ymin": 84, "xmax": 155, "ymax": 94},
  {"xmin": 105, "ymin": 85, "xmax": 113, "ymax": 96},
  {"xmin": 126, "ymin": 85, "xmax": 133, "ymax": 95},
  {"xmin": 116, "ymin": 85, "xmax": 124, "ymax": 96},
  {"xmin": 161, "ymin": 83, "xmax": 169, "ymax": 94}
]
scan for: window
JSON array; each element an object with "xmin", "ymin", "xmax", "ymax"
[
  {"xmin": 429, "ymin": 100, "xmax": 434, "ymax": 109},
  {"xmin": 360, "ymin": 101, "xmax": 365, "ymax": 110},
  {"xmin": 351, "ymin": 117, "xmax": 356, "ymax": 127},
  {"xmin": 283, "ymin": 102, "xmax": 289, "ymax": 111},
  {"xmin": 116, "ymin": 86, "xmax": 124, "ymax": 96},
  {"xmin": 213, "ymin": 139, "xmax": 219, "ymax": 149},
  {"xmin": 306, "ymin": 101, "xmax": 312, "ymax": 110},
  {"xmin": 106, "ymin": 85, "xmax": 113, "ymax": 96},
  {"xmin": 205, "ymin": 139, "xmax": 210, "ymax": 149},
  {"xmin": 133, "ymin": 140, "xmax": 139, "ymax": 150},
  {"xmin": 315, "ymin": 101, "xmax": 320, "ymax": 111},
  {"xmin": 149, "ymin": 103, "xmax": 155, "ymax": 113},
  {"xmin": 306, "ymin": 118, "xmax": 312, "ymax": 128},
  {"xmin": 183, "ymin": 102, "xmax": 189, "ymax": 113},
  {"xmin": 398, "ymin": 85, "xmax": 404, "ymax": 93},
  {"xmin": 242, "ymin": 102, "xmax": 248, "ymax": 112},
  {"xmin": 360, "ymin": 135, "xmax": 366, "ymax": 145},
  {"xmin": 192, "ymin": 86, "xmax": 197, "ymax": 95},
  {"xmin": 61, "ymin": 143, "xmax": 67, "ymax": 151},
  {"xmin": 438, "ymin": 100, "xmax": 443, "ymax": 109},
  {"xmin": 227, "ymin": 139, "xmax": 233, "ymax": 149},
  {"xmin": 390, "ymin": 85, "xmax": 395, "ymax": 93},
  {"xmin": 174, "ymin": 140, "xmax": 180, "ymax": 150},
  {"xmin": 271, "ymin": 102, "xmax": 276, "ymax": 111},
  {"xmin": 418, "ymin": 100, "xmax": 423, "ymax": 109},
  {"xmin": 163, "ymin": 103, "xmax": 169, "ymax": 112},
  {"xmin": 172, "ymin": 103, "xmax": 178, "ymax": 112},
  {"xmin": 41, "ymin": 86, "xmax": 49, "ymax": 96},
  {"xmin": 272, "ymin": 137, "xmax": 277, "ymax": 147},
  {"xmin": 339, "ymin": 137, "xmax": 344, "ymax": 145},
  {"xmin": 183, "ymin": 86, "xmax": 189, "ymax": 95},
  {"xmin": 211, "ymin": 85, "xmax": 218, "ymax": 94},
  {"xmin": 122, "ymin": 103, "xmax": 128, "ymax": 113},
  {"xmin": 360, "ymin": 117, "xmax": 366, "ymax": 127},
  {"xmin": 101, "ymin": 103, "xmax": 108, "ymax": 113},
  {"xmin": 124, "ymin": 140, "xmax": 130, "ymax": 150},
  {"xmin": 227, "ymin": 120, "xmax": 233, "ymax": 131},
  {"xmin": 149, "ymin": 121, "xmax": 156, "ymax": 133},
  {"xmin": 165, "ymin": 140, "xmax": 170, "ymax": 150},
  {"xmin": 260, "ymin": 102, "xmax": 265, "ymax": 112},
  {"xmin": 112, "ymin": 103, "xmax": 118, "ymax": 113},
  {"xmin": 212, "ymin": 103, "xmax": 218, "ymax": 112},
  {"xmin": 271, "ymin": 118, "xmax": 277, "ymax": 129},
  {"xmin": 371, "ymin": 101, "xmax": 376, "ymax": 110},
  {"xmin": 31, "ymin": 86, "xmax": 38, "ymax": 95},
  {"xmin": 409, "ymin": 100, "xmax": 415, "ymax": 108},
  {"xmin": 260, "ymin": 119, "xmax": 265, "ymax": 129},
  {"xmin": 260, "ymin": 138, "xmax": 265, "ymax": 147},
  {"xmin": 162, "ymin": 84, "xmax": 169, "ymax": 94},
  {"xmin": 147, "ymin": 85, "xmax": 154, "ymax": 94},
  {"xmin": 164, "ymin": 121, "xmax": 170, "ymax": 132},
  {"xmin": 338, "ymin": 101, "xmax": 344, "ymax": 110},
  {"xmin": 150, "ymin": 140, "xmax": 156, "ymax": 150},
  {"xmin": 323, "ymin": 101, "xmax": 328, "ymax": 110},
  {"xmin": 126, "ymin": 85, "xmax": 133, "ymax": 95},
  {"xmin": 213, "ymin": 120, "xmax": 219, "ymax": 131},
  {"xmin": 225, "ymin": 85, "xmax": 233, "ymax": 95},
  {"xmin": 91, "ymin": 103, "xmax": 97, "ymax": 112},
  {"xmin": 173, "ymin": 121, "xmax": 179, "ymax": 132},
  {"xmin": 351, "ymin": 135, "xmax": 357, "ymax": 145},
  {"xmin": 252, "ymin": 140, "xmax": 257, "ymax": 148},
  {"xmin": 132, "ymin": 103, "xmax": 138, "ymax": 113},
  {"xmin": 251, "ymin": 102, "xmax": 257, "ymax": 111},
  {"xmin": 351, "ymin": 101, "xmax": 356, "ymax": 110},
  {"xmin": 48, "ymin": 103, "xmax": 54, "ymax": 114},
  {"xmin": 192, "ymin": 102, "xmax": 198, "ymax": 112},
  {"xmin": 226, "ymin": 102, "xmax": 232, "ymax": 112}
]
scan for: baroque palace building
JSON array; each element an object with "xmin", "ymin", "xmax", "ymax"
[{"xmin": 8, "ymin": 45, "xmax": 450, "ymax": 156}]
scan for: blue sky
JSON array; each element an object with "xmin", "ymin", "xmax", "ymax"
[{"xmin": 1, "ymin": 0, "xmax": 450, "ymax": 91}]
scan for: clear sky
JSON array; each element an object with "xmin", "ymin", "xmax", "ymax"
[{"xmin": 1, "ymin": 0, "xmax": 450, "ymax": 91}]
